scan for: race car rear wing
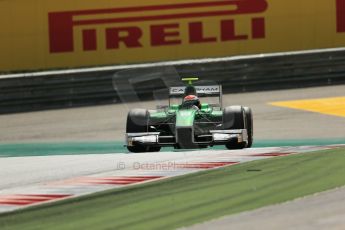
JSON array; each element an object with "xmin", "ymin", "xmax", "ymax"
[
  {"xmin": 169, "ymin": 85, "xmax": 222, "ymax": 96},
  {"xmin": 169, "ymin": 85, "xmax": 223, "ymax": 109}
]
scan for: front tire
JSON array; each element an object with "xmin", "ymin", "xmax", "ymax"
[
  {"xmin": 126, "ymin": 108, "xmax": 149, "ymax": 133},
  {"xmin": 126, "ymin": 109, "xmax": 160, "ymax": 153},
  {"xmin": 244, "ymin": 107, "xmax": 253, "ymax": 148},
  {"xmin": 223, "ymin": 106, "xmax": 246, "ymax": 149},
  {"xmin": 127, "ymin": 145, "xmax": 150, "ymax": 153}
]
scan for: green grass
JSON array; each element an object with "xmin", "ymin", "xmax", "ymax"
[{"xmin": 1, "ymin": 148, "xmax": 345, "ymax": 230}]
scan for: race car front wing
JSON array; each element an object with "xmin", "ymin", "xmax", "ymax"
[{"xmin": 126, "ymin": 129, "xmax": 248, "ymax": 147}]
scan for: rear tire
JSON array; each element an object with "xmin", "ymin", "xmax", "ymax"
[
  {"xmin": 126, "ymin": 109, "xmax": 159, "ymax": 153},
  {"xmin": 223, "ymin": 106, "xmax": 246, "ymax": 149}
]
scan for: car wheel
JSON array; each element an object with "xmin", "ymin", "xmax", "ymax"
[
  {"xmin": 244, "ymin": 107, "xmax": 253, "ymax": 148},
  {"xmin": 223, "ymin": 106, "xmax": 247, "ymax": 149},
  {"xmin": 126, "ymin": 109, "xmax": 151, "ymax": 153},
  {"xmin": 148, "ymin": 146, "xmax": 161, "ymax": 152},
  {"xmin": 127, "ymin": 145, "xmax": 150, "ymax": 153}
]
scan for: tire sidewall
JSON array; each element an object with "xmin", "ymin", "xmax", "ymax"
[{"xmin": 244, "ymin": 107, "xmax": 253, "ymax": 148}]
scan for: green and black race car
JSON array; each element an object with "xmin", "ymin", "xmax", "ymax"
[{"xmin": 125, "ymin": 78, "xmax": 253, "ymax": 153}]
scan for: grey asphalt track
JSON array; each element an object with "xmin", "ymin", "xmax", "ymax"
[
  {"xmin": 0, "ymin": 84, "xmax": 344, "ymax": 143},
  {"xmin": 185, "ymin": 186, "xmax": 345, "ymax": 230}
]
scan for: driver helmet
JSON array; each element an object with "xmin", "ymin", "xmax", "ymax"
[
  {"xmin": 183, "ymin": 95, "xmax": 201, "ymax": 108},
  {"xmin": 184, "ymin": 85, "xmax": 197, "ymax": 96}
]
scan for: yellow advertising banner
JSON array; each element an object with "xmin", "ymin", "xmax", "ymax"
[{"xmin": 0, "ymin": 0, "xmax": 344, "ymax": 72}]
